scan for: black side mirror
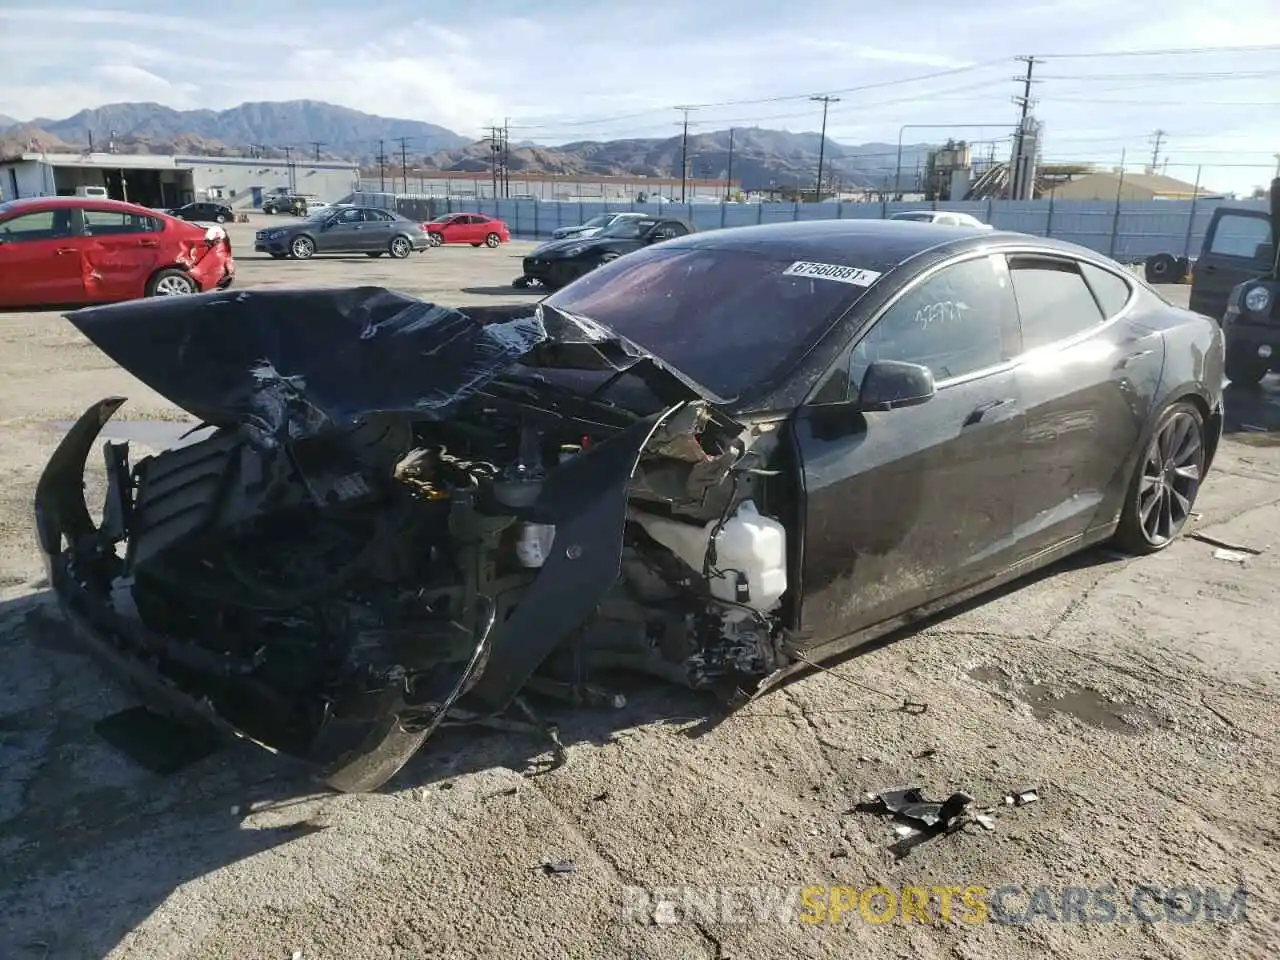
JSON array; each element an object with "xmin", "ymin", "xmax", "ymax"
[{"xmin": 858, "ymin": 360, "xmax": 936, "ymax": 411}]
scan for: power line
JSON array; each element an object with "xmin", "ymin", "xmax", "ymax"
[{"xmin": 1036, "ymin": 43, "xmax": 1280, "ymax": 59}]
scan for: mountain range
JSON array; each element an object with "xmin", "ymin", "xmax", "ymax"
[{"xmin": 0, "ymin": 99, "xmax": 938, "ymax": 190}]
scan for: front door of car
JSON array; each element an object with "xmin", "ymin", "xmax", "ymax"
[
  {"xmin": 0, "ymin": 208, "xmax": 84, "ymax": 306},
  {"xmin": 319, "ymin": 207, "xmax": 365, "ymax": 252},
  {"xmin": 1005, "ymin": 254, "xmax": 1161, "ymax": 556},
  {"xmin": 1190, "ymin": 209, "xmax": 1273, "ymax": 320},
  {"xmin": 80, "ymin": 207, "xmax": 165, "ymax": 301},
  {"xmin": 792, "ymin": 253, "xmax": 1026, "ymax": 644}
]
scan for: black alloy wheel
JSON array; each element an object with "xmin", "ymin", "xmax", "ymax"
[{"xmin": 1115, "ymin": 401, "xmax": 1205, "ymax": 553}]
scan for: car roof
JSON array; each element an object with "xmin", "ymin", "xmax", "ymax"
[
  {"xmin": 0, "ymin": 196, "xmax": 173, "ymax": 218},
  {"xmin": 656, "ymin": 218, "xmax": 1004, "ymax": 268}
]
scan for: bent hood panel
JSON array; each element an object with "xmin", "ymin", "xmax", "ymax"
[{"xmin": 66, "ymin": 287, "xmax": 548, "ymax": 440}]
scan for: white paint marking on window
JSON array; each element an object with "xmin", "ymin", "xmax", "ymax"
[{"xmin": 782, "ymin": 261, "xmax": 882, "ymax": 287}]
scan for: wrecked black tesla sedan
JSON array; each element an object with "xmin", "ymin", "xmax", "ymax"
[{"xmin": 35, "ymin": 219, "xmax": 1225, "ymax": 792}]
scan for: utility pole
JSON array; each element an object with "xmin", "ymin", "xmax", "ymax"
[
  {"xmin": 394, "ymin": 136, "xmax": 411, "ymax": 193},
  {"xmin": 1273, "ymin": 153, "xmax": 1279, "ymax": 179},
  {"xmin": 674, "ymin": 106, "xmax": 697, "ymax": 202},
  {"xmin": 309, "ymin": 141, "xmax": 326, "ymax": 162},
  {"xmin": 725, "ymin": 127, "xmax": 735, "ymax": 201},
  {"xmin": 1149, "ymin": 130, "xmax": 1166, "ymax": 173},
  {"xmin": 376, "ymin": 139, "xmax": 387, "ymax": 192},
  {"xmin": 282, "ymin": 146, "xmax": 296, "ymax": 192},
  {"xmin": 810, "ymin": 95, "xmax": 840, "ymax": 202},
  {"xmin": 1010, "ymin": 55, "xmax": 1040, "ymax": 200},
  {"xmin": 502, "ymin": 118, "xmax": 511, "ymax": 198},
  {"xmin": 486, "ymin": 126, "xmax": 502, "ymax": 200}
]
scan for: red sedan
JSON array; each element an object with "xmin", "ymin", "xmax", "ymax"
[
  {"xmin": 0, "ymin": 197, "xmax": 235, "ymax": 308},
  {"xmin": 425, "ymin": 213, "xmax": 511, "ymax": 248}
]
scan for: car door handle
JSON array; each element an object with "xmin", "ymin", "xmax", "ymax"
[
  {"xmin": 136, "ymin": 239, "xmax": 159, "ymax": 247},
  {"xmin": 54, "ymin": 247, "xmax": 77, "ymax": 255},
  {"xmin": 963, "ymin": 398, "xmax": 1015, "ymax": 426}
]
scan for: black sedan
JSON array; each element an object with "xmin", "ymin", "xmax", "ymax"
[
  {"xmin": 516, "ymin": 215, "xmax": 694, "ymax": 289},
  {"xmin": 33, "ymin": 220, "xmax": 1223, "ymax": 792},
  {"xmin": 168, "ymin": 201, "xmax": 235, "ymax": 223},
  {"xmin": 253, "ymin": 205, "xmax": 430, "ymax": 259}
]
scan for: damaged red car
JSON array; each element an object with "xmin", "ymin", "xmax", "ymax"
[
  {"xmin": 34, "ymin": 221, "xmax": 1223, "ymax": 792},
  {"xmin": 0, "ymin": 197, "xmax": 234, "ymax": 308}
]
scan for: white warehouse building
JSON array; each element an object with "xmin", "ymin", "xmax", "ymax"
[{"xmin": 0, "ymin": 151, "xmax": 360, "ymax": 209}]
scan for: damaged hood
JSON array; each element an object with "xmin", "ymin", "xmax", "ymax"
[{"xmin": 65, "ymin": 286, "xmax": 723, "ymax": 442}]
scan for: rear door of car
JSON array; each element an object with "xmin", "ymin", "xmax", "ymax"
[
  {"xmin": 80, "ymin": 206, "xmax": 167, "ymax": 300},
  {"xmin": 1006, "ymin": 252, "xmax": 1162, "ymax": 556},
  {"xmin": 361, "ymin": 208, "xmax": 397, "ymax": 249},
  {"xmin": 1190, "ymin": 207, "xmax": 1273, "ymax": 320},
  {"xmin": 793, "ymin": 252, "xmax": 1027, "ymax": 642},
  {"xmin": 0, "ymin": 206, "xmax": 85, "ymax": 306}
]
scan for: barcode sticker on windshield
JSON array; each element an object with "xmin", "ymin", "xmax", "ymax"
[{"xmin": 783, "ymin": 261, "xmax": 882, "ymax": 286}]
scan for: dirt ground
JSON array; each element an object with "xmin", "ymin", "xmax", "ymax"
[{"xmin": 1, "ymin": 218, "xmax": 1278, "ymax": 960}]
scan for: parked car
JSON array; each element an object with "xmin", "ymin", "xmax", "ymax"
[
  {"xmin": 261, "ymin": 194, "xmax": 311, "ymax": 215},
  {"xmin": 516, "ymin": 215, "xmax": 693, "ymax": 289},
  {"xmin": 551, "ymin": 212, "xmax": 640, "ymax": 241},
  {"xmin": 425, "ymin": 213, "xmax": 510, "ymax": 247},
  {"xmin": 1188, "ymin": 202, "xmax": 1274, "ymax": 325},
  {"xmin": 32, "ymin": 219, "xmax": 1223, "ymax": 792},
  {"xmin": 0, "ymin": 196, "xmax": 234, "ymax": 308},
  {"xmin": 888, "ymin": 210, "xmax": 993, "ymax": 229},
  {"xmin": 1219, "ymin": 178, "xmax": 1279, "ymax": 385},
  {"xmin": 168, "ymin": 201, "xmax": 235, "ymax": 224},
  {"xmin": 254, "ymin": 205, "xmax": 430, "ymax": 259}
]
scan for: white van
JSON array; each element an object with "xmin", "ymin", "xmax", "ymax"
[{"xmin": 74, "ymin": 186, "xmax": 109, "ymax": 199}]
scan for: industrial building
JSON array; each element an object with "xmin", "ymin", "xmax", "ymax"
[
  {"xmin": 358, "ymin": 170, "xmax": 738, "ymax": 202},
  {"xmin": 0, "ymin": 151, "xmax": 360, "ymax": 208},
  {"xmin": 1047, "ymin": 171, "xmax": 1218, "ymax": 202}
]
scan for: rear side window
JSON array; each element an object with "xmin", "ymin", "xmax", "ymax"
[
  {"xmin": 83, "ymin": 209, "xmax": 160, "ymax": 235},
  {"xmin": 1080, "ymin": 262, "xmax": 1133, "ymax": 318},
  {"xmin": 1207, "ymin": 213, "xmax": 1272, "ymax": 259},
  {"xmin": 1008, "ymin": 257, "xmax": 1105, "ymax": 352}
]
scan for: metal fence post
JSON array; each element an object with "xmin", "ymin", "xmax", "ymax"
[
  {"xmin": 757, "ymin": 203, "xmax": 764, "ymax": 225},
  {"xmin": 1181, "ymin": 165, "xmax": 1203, "ymax": 260},
  {"xmin": 1045, "ymin": 191, "xmax": 1055, "ymax": 238},
  {"xmin": 793, "ymin": 202, "xmax": 800, "ymax": 221},
  {"xmin": 720, "ymin": 202, "xmax": 726, "ymax": 228},
  {"xmin": 986, "ymin": 196, "xmax": 994, "ymax": 226},
  {"xmin": 837, "ymin": 201, "xmax": 844, "ymax": 220},
  {"xmin": 533, "ymin": 201, "xmax": 539, "ymax": 239}
]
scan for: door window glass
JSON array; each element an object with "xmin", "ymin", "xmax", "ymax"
[
  {"xmin": 337, "ymin": 208, "xmax": 362, "ymax": 224},
  {"xmin": 0, "ymin": 209, "xmax": 74, "ymax": 242},
  {"xmin": 849, "ymin": 255, "xmax": 1015, "ymax": 391},
  {"xmin": 1080, "ymin": 262, "xmax": 1133, "ymax": 319},
  {"xmin": 1008, "ymin": 257, "xmax": 1105, "ymax": 352},
  {"xmin": 82, "ymin": 209, "xmax": 160, "ymax": 235},
  {"xmin": 1207, "ymin": 213, "xmax": 1272, "ymax": 259}
]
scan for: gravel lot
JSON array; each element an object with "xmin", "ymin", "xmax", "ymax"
[{"xmin": 1, "ymin": 217, "xmax": 1278, "ymax": 960}]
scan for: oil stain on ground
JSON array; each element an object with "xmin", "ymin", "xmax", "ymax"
[{"xmin": 968, "ymin": 665, "xmax": 1169, "ymax": 734}]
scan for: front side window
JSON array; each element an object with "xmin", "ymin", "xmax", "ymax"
[
  {"xmin": 1008, "ymin": 256, "xmax": 1106, "ymax": 352},
  {"xmin": 1207, "ymin": 213, "xmax": 1272, "ymax": 259},
  {"xmin": 848, "ymin": 255, "xmax": 1016, "ymax": 392},
  {"xmin": 0, "ymin": 209, "xmax": 74, "ymax": 242}
]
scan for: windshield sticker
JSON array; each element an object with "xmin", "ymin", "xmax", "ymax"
[{"xmin": 783, "ymin": 261, "xmax": 882, "ymax": 286}]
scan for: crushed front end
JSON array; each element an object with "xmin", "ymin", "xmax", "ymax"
[{"xmin": 35, "ymin": 288, "xmax": 794, "ymax": 791}]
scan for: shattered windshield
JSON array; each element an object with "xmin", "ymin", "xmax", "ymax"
[{"xmin": 544, "ymin": 244, "xmax": 875, "ymax": 399}]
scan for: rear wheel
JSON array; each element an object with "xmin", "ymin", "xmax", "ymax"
[
  {"xmin": 1114, "ymin": 400, "xmax": 1205, "ymax": 555},
  {"xmin": 290, "ymin": 236, "xmax": 316, "ymax": 260},
  {"xmin": 1225, "ymin": 347, "xmax": 1269, "ymax": 386},
  {"xmin": 214, "ymin": 214, "xmax": 227, "ymax": 223},
  {"xmin": 388, "ymin": 236, "xmax": 413, "ymax": 259},
  {"xmin": 147, "ymin": 269, "xmax": 198, "ymax": 297},
  {"xmin": 485, "ymin": 232, "xmax": 502, "ymax": 248}
]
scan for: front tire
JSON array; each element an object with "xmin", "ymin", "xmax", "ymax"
[
  {"xmin": 388, "ymin": 236, "xmax": 412, "ymax": 259},
  {"xmin": 1225, "ymin": 347, "xmax": 1269, "ymax": 387},
  {"xmin": 215, "ymin": 214, "xmax": 227, "ymax": 223},
  {"xmin": 1114, "ymin": 400, "xmax": 1205, "ymax": 555},
  {"xmin": 290, "ymin": 236, "xmax": 316, "ymax": 260},
  {"xmin": 485, "ymin": 232, "xmax": 502, "ymax": 248},
  {"xmin": 146, "ymin": 268, "xmax": 198, "ymax": 297}
]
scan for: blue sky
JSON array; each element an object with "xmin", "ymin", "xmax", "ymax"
[{"xmin": 1, "ymin": 0, "xmax": 1278, "ymax": 193}]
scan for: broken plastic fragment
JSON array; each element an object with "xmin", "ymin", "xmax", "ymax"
[{"xmin": 1006, "ymin": 788, "xmax": 1039, "ymax": 807}]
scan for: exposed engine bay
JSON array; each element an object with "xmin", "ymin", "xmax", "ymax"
[{"xmin": 37, "ymin": 288, "xmax": 795, "ymax": 792}]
